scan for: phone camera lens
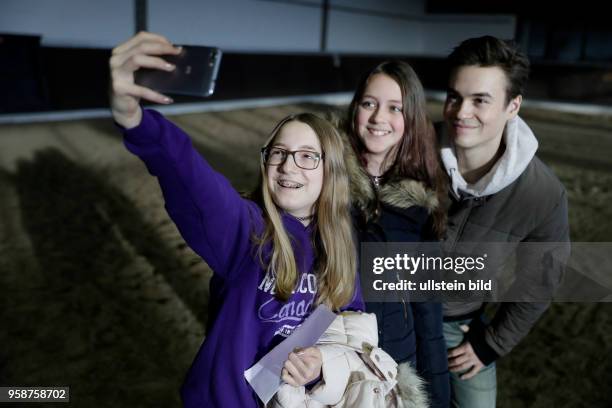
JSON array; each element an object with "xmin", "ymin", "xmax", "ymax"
[{"xmin": 209, "ymin": 50, "xmax": 218, "ymax": 67}]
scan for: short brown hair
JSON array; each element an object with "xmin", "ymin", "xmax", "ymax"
[{"xmin": 447, "ymin": 36, "xmax": 530, "ymax": 105}]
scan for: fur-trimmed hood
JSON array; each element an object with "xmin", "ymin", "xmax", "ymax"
[{"xmin": 331, "ymin": 113, "xmax": 439, "ymax": 220}]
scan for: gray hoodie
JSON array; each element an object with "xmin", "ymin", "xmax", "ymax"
[{"xmin": 441, "ymin": 116, "xmax": 539, "ymax": 199}]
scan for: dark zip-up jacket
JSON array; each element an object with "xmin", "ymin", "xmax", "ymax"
[{"xmin": 438, "ymin": 117, "xmax": 571, "ymax": 365}]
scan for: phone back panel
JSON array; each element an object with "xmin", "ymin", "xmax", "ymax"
[{"xmin": 135, "ymin": 45, "xmax": 222, "ymax": 98}]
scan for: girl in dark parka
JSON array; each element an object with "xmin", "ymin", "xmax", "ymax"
[{"xmin": 341, "ymin": 60, "xmax": 450, "ymax": 407}]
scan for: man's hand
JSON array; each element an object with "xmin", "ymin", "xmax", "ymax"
[
  {"xmin": 281, "ymin": 347, "xmax": 322, "ymax": 387},
  {"xmin": 447, "ymin": 324, "xmax": 485, "ymax": 380}
]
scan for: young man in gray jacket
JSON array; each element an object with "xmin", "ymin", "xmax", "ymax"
[{"xmin": 438, "ymin": 36, "xmax": 570, "ymax": 407}]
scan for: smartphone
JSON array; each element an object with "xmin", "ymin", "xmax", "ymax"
[{"xmin": 135, "ymin": 45, "xmax": 222, "ymax": 98}]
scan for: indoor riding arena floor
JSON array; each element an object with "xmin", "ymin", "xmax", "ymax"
[{"xmin": 1, "ymin": 101, "xmax": 611, "ymax": 407}]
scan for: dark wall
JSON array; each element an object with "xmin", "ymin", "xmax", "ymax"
[
  {"xmin": 2, "ymin": 40, "xmax": 612, "ymax": 114},
  {"xmin": 0, "ymin": 34, "xmax": 49, "ymax": 113}
]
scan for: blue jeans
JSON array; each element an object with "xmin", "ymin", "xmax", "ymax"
[{"xmin": 443, "ymin": 318, "xmax": 497, "ymax": 408}]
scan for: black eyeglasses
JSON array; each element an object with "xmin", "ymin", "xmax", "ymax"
[{"xmin": 261, "ymin": 146, "xmax": 324, "ymax": 170}]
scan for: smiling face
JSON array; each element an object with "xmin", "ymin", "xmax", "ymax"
[
  {"xmin": 355, "ymin": 73, "xmax": 405, "ymax": 173},
  {"xmin": 265, "ymin": 120, "xmax": 324, "ymax": 218},
  {"xmin": 443, "ymin": 65, "xmax": 521, "ymax": 157}
]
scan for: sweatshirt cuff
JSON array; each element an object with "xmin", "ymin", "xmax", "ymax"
[
  {"xmin": 121, "ymin": 109, "xmax": 162, "ymax": 145},
  {"xmin": 466, "ymin": 318, "xmax": 500, "ymax": 366}
]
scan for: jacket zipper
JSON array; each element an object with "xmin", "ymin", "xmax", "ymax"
[
  {"xmin": 397, "ymin": 271, "xmax": 409, "ymax": 321},
  {"xmin": 450, "ymin": 197, "xmax": 475, "ymax": 252}
]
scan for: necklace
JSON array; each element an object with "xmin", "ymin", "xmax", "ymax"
[
  {"xmin": 295, "ymin": 215, "xmax": 313, "ymax": 222},
  {"xmin": 371, "ymin": 175, "xmax": 382, "ymax": 190}
]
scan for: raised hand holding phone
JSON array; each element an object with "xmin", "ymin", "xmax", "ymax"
[{"xmin": 109, "ymin": 31, "xmax": 182, "ymax": 129}]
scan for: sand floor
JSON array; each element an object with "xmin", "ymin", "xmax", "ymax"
[{"xmin": 1, "ymin": 102, "xmax": 611, "ymax": 407}]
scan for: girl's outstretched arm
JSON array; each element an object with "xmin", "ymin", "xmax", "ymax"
[{"xmin": 122, "ymin": 108, "xmax": 262, "ymax": 281}]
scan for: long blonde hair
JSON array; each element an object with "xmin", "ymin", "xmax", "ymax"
[{"xmin": 252, "ymin": 113, "xmax": 356, "ymax": 310}]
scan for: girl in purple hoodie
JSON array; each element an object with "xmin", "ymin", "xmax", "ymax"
[{"xmin": 110, "ymin": 32, "xmax": 364, "ymax": 407}]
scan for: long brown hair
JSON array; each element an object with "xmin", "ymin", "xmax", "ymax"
[
  {"xmin": 347, "ymin": 60, "xmax": 447, "ymax": 236},
  {"xmin": 252, "ymin": 113, "xmax": 356, "ymax": 310}
]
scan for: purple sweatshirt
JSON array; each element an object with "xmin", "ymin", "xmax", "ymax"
[{"xmin": 122, "ymin": 109, "xmax": 364, "ymax": 408}]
